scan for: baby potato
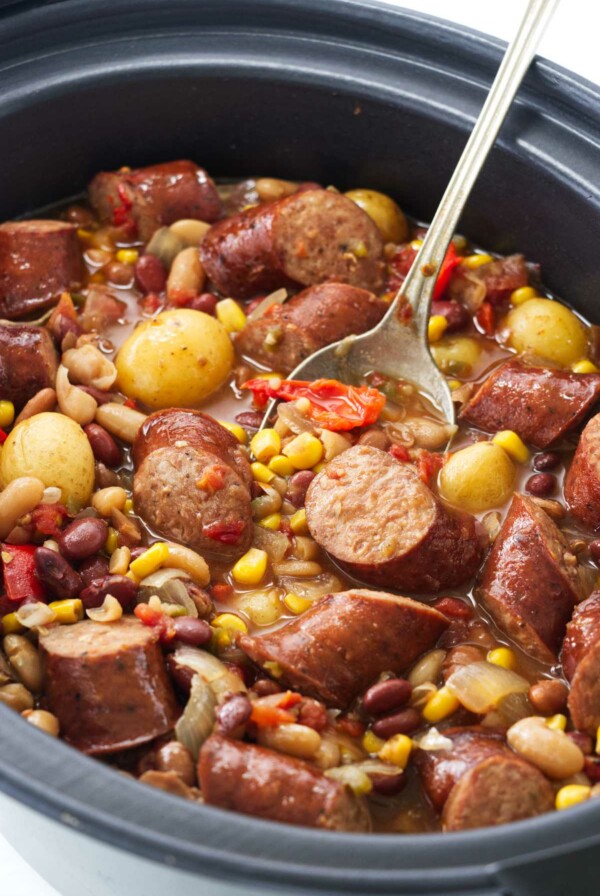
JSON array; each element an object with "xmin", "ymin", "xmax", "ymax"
[
  {"xmin": 116, "ymin": 308, "xmax": 234, "ymax": 410},
  {"xmin": 0, "ymin": 413, "xmax": 94, "ymax": 511},
  {"xmin": 235, "ymin": 589, "xmax": 283, "ymax": 626},
  {"xmin": 430, "ymin": 336, "xmax": 482, "ymax": 376},
  {"xmin": 438, "ymin": 441, "xmax": 515, "ymax": 513},
  {"xmin": 505, "ymin": 298, "xmax": 587, "ymax": 367},
  {"xmin": 344, "ymin": 188, "xmax": 408, "ymax": 244}
]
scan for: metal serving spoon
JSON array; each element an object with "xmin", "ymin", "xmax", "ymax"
[{"xmin": 261, "ymin": 0, "xmax": 559, "ymax": 429}]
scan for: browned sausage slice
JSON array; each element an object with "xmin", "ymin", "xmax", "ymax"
[
  {"xmin": 40, "ymin": 618, "xmax": 179, "ymax": 755},
  {"xmin": 0, "ymin": 324, "xmax": 58, "ymax": 410},
  {"xmin": 562, "ymin": 591, "xmax": 600, "ymax": 735},
  {"xmin": 88, "ymin": 160, "xmax": 221, "ymax": 241},
  {"xmin": 200, "ymin": 190, "xmax": 385, "ymax": 299},
  {"xmin": 460, "ymin": 359, "xmax": 600, "ymax": 449},
  {"xmin": 198, "ymin": 734, "xmax": 370, "ymax": 831},
  {"xmin": 132, "ymin": 409, "xmax": 253, "ymax": 559},
  {"xmin": 235, "ymin": 282, "xmax": 387, "ymax": 373},
  {"xmin": 238, "ymin": 588, "xmax": 449, "ymax": 707},
  {"xmin": 442, "ymin": 754, "xmax": 555, "ymax": 831},
  {"xmin": 477, "ymin": 493, "xmax": 585, "ymax": 662},
  {"xmin": 0, "ymin": 220, "xmax": 84, "ymax": 319},
  {"xmin": 305, "ymin": 445, "xmax": 481, "ymax": 593},
  {"xmin": 564, "ymin": 413, "xmax": 600, "ymax": 530},
  {"xmin": 448, "ymin": 254, "xmax": 528, "ymax": 306}
]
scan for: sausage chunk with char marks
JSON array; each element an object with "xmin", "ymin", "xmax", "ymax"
[
  {"xmin": 562, "ymin": 591, "xmax": 600, "ymax": 736},
  {"xmin": 564, "ymin": 413, "xmax": 600, "ymax": 530},
  {"xmin": 0, "ymin": 324, "xmax": 58, "ymax": 410}
]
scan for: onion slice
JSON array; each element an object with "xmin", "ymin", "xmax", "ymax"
[
  {"xmin": 445, "ymin": 661, "xmax": 529, "ymax": 714},
  {"xmin": 246, "ymin": 288, "xmax": 288, "ymax": 323},
  {"xmin": 173, "ymin": 645, "xmax": 247, "ymax": 702},
  {"xmin": 175, "ymin": 675, "xmax": 216, "ymax": 760}
]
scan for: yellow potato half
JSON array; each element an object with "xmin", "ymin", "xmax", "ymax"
[
  {"xmin": 438, "ymin": 441, "xmax": 515, "ymax": 513},
  {"xmin": 116, "ymin": 308, "xmax": 234, "ymax": 410},
  {"xmin": 505, "ymin": 298, "xmax": 587, "ymax": 368},
  {"xmin": 0, "ymin": 413, "xmax": 94, "ymax": 511},
  {"xmin": 344, "ymin": 189, "xmax": 408, "ymax": 244}
]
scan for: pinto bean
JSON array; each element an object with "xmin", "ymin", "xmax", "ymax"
[
  {"xmin": 362, "ymin": 678, "xmax": 412, "ymax": 716},
  {"xmin": 525, "ymin": 473, "xmax": 556, "ymax": 497},
  {"xmin": 528, "ymin": 680, "xmax": 569, "ymax": 716},
  {"xmin": 84, "ymin": 423, "xmax": 122, "ymax": 467},
  {"xmin": 187, "ymin": 293, "xmax": 217, "ymax": 315},
  {"xmin": 251, "ymin": 678, "xmax": 282, "ymax": 697},
  {"xmin": 0, "ymin": 682, "xmax": 34, "ymax": 711},
  {"xmin": 34, "ymin": 546, "xmax": 83, "ymax": 600},
  {"xmin": 58, "ymin": 517, "xmax": 108, "ymax": 561},
  {"xmin": 297, "ymin": 697, "xmax": 328, "ymax": 732},
  {"xmin": 286, "ymin": 470, "xmax": 315, "ymax": 507},
  {"xmin": 356, "ymin": 428, "xmax": 390, "ymax": 451},
  {"xmin": 135, "ymin": 254, "xmax": 167, "ymax": 294},
  {"xmin": 155, "ymin": 741, "xmax": 196, "ymax": 786},
  {"xmin": 216, "ymin": 694, "xmax": 253, "ymax": 739},
  {"xmin": 371, "ymin": 707, "xmax": 421, "ymax": 739},
  {"xmin": 79, "ymin": 574, "xmax": 137, "ymax": 611},
  {"xmin": 3, "ymin": 635, "xmax": 43, "ymax": 693}
]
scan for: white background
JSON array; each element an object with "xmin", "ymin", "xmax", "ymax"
[{"xmin": 2, "ymin": 1, "xmax": 600, "ymax": 894}]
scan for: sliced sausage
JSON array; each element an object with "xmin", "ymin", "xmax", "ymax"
[
  {"xmin": 200, "ymin": 189, "xmax": 385, "ymax": 299},
  {"xmin": 235, "ymin": 282, "xmax": 387, "ymax": 373},
  {"xmin": 448, "ymin": 254, "xmax": 528, "ymax": 307},
  {"xmin": 460, "ymin": 359, "xmax": 600, "ymax": 449},
  {"xmin": 198, "ymin": 734, "xmax": 370, "ymax": 831},
  {"xmin": 0, "ymin": 324, "xmax": 58, "ymax": 410},
  {"xmin": 132, "ymin": 409, "xmax": 253, "ymax": 559},
  {"xmin": 564, "ymin": 413, "xmax": 600, "ymax": 529},
  {"xmin": 0, "ymin": 220, "xmax": 84, "ymax": 319},
  {"xmin": 88, "ymin": 160, "xmax": 221, "ymax": 241},
  {"xmin": 442, "ymin": 755, "xmax": 554, "ymax": 831},
  {"xmin": 305, "ymin": 445, "xmax": 481, "ymax": 593},
  {"xmin": 477, "ymin": 493, "xmax": 585, "ymax": 662},
  {"xmin": 39, "ymin": 617, "xmax": 179, "ymax": 755},
  {"xmin": 562, "ymin": 591, "xmax": 600, "ymax": 736},
  {"xmin": 237, "ymin": 588, "xmax": 449, "ymax": 708}
]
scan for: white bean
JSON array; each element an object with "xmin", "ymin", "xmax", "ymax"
[
  {"xmin": 166, "ymin": 247, "xmax": 206, "ymax": 305},
  {"xmin": 56, "ymin": 365, "xmax": 97, "ymax": 425},
  {"xmin": 62, "ymin": 344, "xmax": 117, "ymax": 391},
  {"xmin": 257, "ymin": 722, "xmax": 322, "ymax": 759},
  {"xmin": 3, "ymin": 634, "xmax": 43, "ymax": 693},
  {"xmin": 409, "ymin": 649, "xmax": 447, "ymax": 688},
  {"xmin": 507, "ymin": 716, "xmax": 584, "ymax": 779},
  {"xmin": 92, "ymin": 486, "xmax": 127, "ymax": 517},
  {"xmin": 95, "ymin": 402, "xmax": 147, "ymax": 443},
  {"xmin": 0, "ymin": 477, "xmax": 46, "ymax": 538},
  {"xmin": 169, "ymin": 219, "xmax": 212, "ymax": 245},
  {"xmin": 163, "ymin": 543, "xmax": 210, "ymax": 586}
]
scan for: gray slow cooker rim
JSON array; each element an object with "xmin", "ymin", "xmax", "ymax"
[{"xmin": 0, "ymin": 0, "xmax": 599, "ymax": 891}]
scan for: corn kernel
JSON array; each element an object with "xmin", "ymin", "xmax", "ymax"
[
  {"xmin": 428, "ymin": 315, "xmax": 448, "ymax": 343},
  {"xmin": 123, "ymin": 498, "xmax": 134, "ymax": 514},
  {"xmin": 259, "ymin": 512, "xmax": 282, "ymax": 531},
  {"xmin": 283, "ymin": 432, "xmax": 324, "ymax": 470},
  {"xmin": 422, "ymin": 686, "xmax": 460, "ymax": 723},
  {"xmin": 116, "ymin": 248, "xmax": 139, "ymax": 265},
  {"xmin": 492, "ymin": 430, "xmax": 530, "ymax": 464},
  {"xmin": 77, "ymin": 228, "xmax": 93, "ymax": 240},
  {"xmin": 378, "ymin": 733, "xmax": 413, "ymax": 769},
  {"xmin": 486, "ymin": 647, "xmax": 517, "ymax": 670},
  {"xmin": 129, "ymin": 542, "xmax": 169, "ymax": 580},
  {"xmin": 263, "ymin": 660, "xmax": 283, "ymax": 678},
  {"xmin": 326, "ymin": 765, "xmax": 373, "ymax": 796},
  {"xmin": 410, "ymin": 239, "xmax": 423, "ymax": 250},
  {"xmin": 218, "ymin": 420, "xmax": 248, "ymax": 444},
  {"xmin": 211, "ymin": 627, "xmax": 232, "ymax": 650},
  {"xmin": 251, "ymin": 461, "xmax": 275, "ymax": 484},
  {"xmin": 362, "ymin": 730, "xmax": 385, "ymax": 754},
  {"xmin": 289, "ymin": 508, "xmax": 308, "ymax": 535},
  {"xmin": 546, "ymin": 713, "xmax": 567, "ymax": 732},
  {"xmin": 572, "ymin": 360, "xmax": 600, "ymax": 374},
  {"xmin": 105, "ymin": 527, "xmax": 119, "ymax": 554},
  {"xmin": 268, "ymin": 454, "xmax": 295, "ymax": 476},
  {"xmin": 312, "ymin": 461, "xmax": 326, "ymax": 474},
  {"xmin": 555, "ymin": 784, "xmax": 591, "ymax": 811},
  {"xmin": 596, "ymin": 725, "xmax": 600, "ymax": 755},
  {"xmin": 0, "ymin": 401, "xmax": 15, "ymax": 429},
  {"xmin": 448, "ymin": 379, "xmax": 462, "ymax": 391},
  {"xmin": 510, "ymin": 285, "xmax": 538, "ymax": 306},
  {"xmin": 250, "ymin": 428, "xmax": 281, "ymax": 463},
  {"xmin": 1, "ymin": 612, "xmax": 24, "ymax": 635},
  {"xmin": 461, "ymin": 253, "xmax": 493, "ymax": 269},
  {"xmin": 284, "ymin": 592, "xmax": 312, "ymax": 615},
  {"xmin": 212, "ymin": 612, "xmax": 248, "ymax": 634},
  {"xmin": 216, "ymin": 298, "xmax": 247, "ymax": 333},
  {"xmin": 48, "ymin": 599, "xmax": 84, "ymax": 624},
  {"xmin": 353, "ymin": 240, "xmax": 368, "ymax": 259},
  {"xmin": 232, "ymin": 547, "xmax": 268, "ymax": 585},
  {"xmin": 253, "ymin": 371, "xmax": 284, "ymax": 383}
]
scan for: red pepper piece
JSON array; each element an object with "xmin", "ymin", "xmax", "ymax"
[
  {"xmin": 134, "ymin": 602, "xmax": 176, "ymax": 643},
  {"xmin": 416, "ymin": 449, "xmax": 444, "ymax": 485},
  {"xmin": 389, "ymin": 444, "xmax": 411, "ymax": 463},
  {"xmin": 0, "ymin": 429, "xmax": 8, "ymax": 445},
  {"xmin": 202, "ymin": 520, "xmax": 246, "ymax": 545},
  {"xmin": 432, "ymin": 242, "xmax": 462, "ymax": 301},
  {"xmin": 433, "ymin": 596, "xmax": 474, "ymax": 620},
  {"xmin": 1, "ymin": 544, "xmax": 46, "ymax": 603},
  {"xmin": 211, "ymin": 582, "xmax": 234, "ymax": 601},
  {"xmin": 476, "ymin": 300, "xmax": 495, "ymax": 336}
]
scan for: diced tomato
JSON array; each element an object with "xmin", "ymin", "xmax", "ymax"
[
  {"xmin": 475, "ymin": 300, "xmax": 495, "ymax": 336},
  {"xmin": 0, "ymin": 429, "xmax": 7, "ymax": 445},
  {"xmin": 30, "ymin": 502, "xmax": 69, "ymax": 538},
  {"xmin": 211, "ymin": 582, "xmax": 234, "ymax": 601},
  {"xmin": 196, "ymin": 464, "xmax": 226, "ymax": 493},
  {"xmin": 134, "ymin": 602, "xmax": 176, "ymax": 643},
  {"xmin": 336, "ymin": 717, "xmax": 366, "ymax": 738},
  {"xmin": 1, "ymin": 544, "xmax": 46, "ymax": 603},
  {"xmin": 276, "ymin": 690, "xmax": 303, "ymax": 711},
  {"xmin": 139, "ymin": 292, "xmax": 162, "ymax": 315},
  {"xmin": 123, "ymin": 398, "xmax": 138, "ymax": 410},
  {"xmin": 416, "ymin": 449, "xmax": 444, "ymax": 485},
  {"xmin": 433, "ymin": 597, "xmax": 474, "ymax": 620},
  {"xmin": 242, "ymin": 378, "xmax": 386, "ymax": 432},
  {"xmin": 202, "ymin": 520, "xmax": 246, "ymax": 545},
  {"xmin": 250, "ymin": 703, "xmax": 296, "ymax": 728},
  {"xmin": 389, "ymin": 444, "xmax": 411, "ymax": 463}
]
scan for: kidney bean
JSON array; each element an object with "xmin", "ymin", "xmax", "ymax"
[
  {"xmin": 527, "ymin": 679, "xmax": 568, "ymax": 716},
  {"xmin": 34, "ymin": 547, "xmax": 83, "ymax": 600},
  {"xmin": 172, "ymin": 616, "xmax": 212, "ymax": 647},
  {"xmin": 79, "ymin": 385, "xmax": 116, "ymax": 406},
  {"xmin": 297, "ymin": 697, "xmax": 328, "ymax": 732},
  {"xmin": 187, "ymin": 292, "xmax": 217, "ymax": 315},
  {"xmin": 166, "ymin": 655, "xmax": 194, "ymax": 696},
  {"xmin": 135, "ymin": 254, "xmax": 167, "ymax": 294},
  {"xmin": 370, "ymin": 772, "xmax": 406, "ymax": 797},
  {"xmin": 525, "ymin": 473, "xmax": 556, "ymax": 497},
  {"xmin": 371, "ymin": 707, "xmax": 421, "ymax": 739},
  {"xmin": 79, "ymin": 555, "xmax": 111, "ymax": 588},
  {"xmin": 533, "ymin": 451, "xmax": 560, "ymax": 472},
  {"xmin": 235, "ymin": 411, "xmax": 263, "ymax": 431},
  {"xmin": 79, "ymin": 574, "xmax": 137, "ymax": 611},
  {"xmin": 286, "ymin": 471, "xmax": 315, "ymax": 507},
  {"xmin": 84, "ymin": 423, "xmax": 122, "ymax": 467},
  {"xmin": 155, "ymin": 741, "xmax": 196, "ymax": 786},
  {"xmin": 363, "ymin": 678, "xmax": 412, "ymax": 716},
  {"xmin": 566, "ymin": 731, "xmax": 593, "ymax": 755},
  {"xmin": 430, "ymin": 299, "xmax": 469, "ymax": 333},
  {"xmin": 58, "ymin": 517, "xmax": 108, "ymax": 562},
  {"xmin": 589, "ymin": 540, "xmax": 600, "ymax": 565},
  {"xmin": 105, "ymin": 261, "xmax": 134, "ymax": 288},
  {"xmin": 94, "ymin": 462, "xmax": 122, "ymax": 490},
  {"xmin": 251, "ymin": 678, "xmax": 282, "ymax": 697},
  {"xmin": 216, "ymin": 694, "xmax": 253, "ymax": 739},
  {"xmin": 357, "ymin": 429, "xmax": 390, "ymax": 451},
  {"xmin": 584, "ymin": 756, "xmax": 600, "ymax": 784},
  {"xmin": 183, "ymin": 583, "xmax": 213, "ymax": 619}
]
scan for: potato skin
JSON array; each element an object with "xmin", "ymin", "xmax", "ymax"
[
  {"xmin": 344, "ymin": 189, "xmax": 408, "ymax": 244},
  {"xmin": 438, "ymin": 441, "xmax": 515, "ymax": 513},
  {"xmin": 505, "ymin": 298, "xmax": 587, "ymax": 367},
  {"xmin": 115, "ymin": 309, "xmax": 234, "ymax": 410},
  {"xmin": 431, "ymin": 336, "xmax": 481, "ymax": 376},
  {"xmin": 0, "ymin": 412, "xmax": 94, "ymax": 510}
]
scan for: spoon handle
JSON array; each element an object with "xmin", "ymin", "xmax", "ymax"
[{"xmin": 390, "ymin": 0, "xmax": 560, "ymax": 338}]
